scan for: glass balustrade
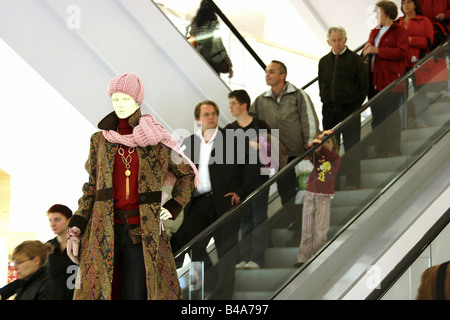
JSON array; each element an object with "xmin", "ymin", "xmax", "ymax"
[
  {"xmin": 173, "ymin": 41, "xmax": 449, "ymax": 300},
  {"xmin": 154, "ymin": 0, "xmax": 331, "ymax": 108},
  {"xmin": 153, "ymin": 0, "xmax": 450, "ymax": 301}
]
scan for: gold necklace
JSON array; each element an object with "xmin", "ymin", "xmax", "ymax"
[{"xmin": 118, "ymin": 145, "xmax": 135, "ymax": 199}]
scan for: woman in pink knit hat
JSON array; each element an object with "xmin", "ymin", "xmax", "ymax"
[{"xmin": 67, "ymin": 73, "xmax": 198, "ymax": 300}]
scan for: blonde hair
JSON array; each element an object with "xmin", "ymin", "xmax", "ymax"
[{"xmin": 12, "ymin": 240, "xmax": 53, "ymax": 267}]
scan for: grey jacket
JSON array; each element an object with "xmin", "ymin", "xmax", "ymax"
[{"xmin": 249, "ymin": 82, "xmax": 319, "ymax": 157}]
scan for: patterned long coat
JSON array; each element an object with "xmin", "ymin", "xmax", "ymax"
[{"xmin": 69, "ymin": 110, "xmax": 195, "ymax": 300}]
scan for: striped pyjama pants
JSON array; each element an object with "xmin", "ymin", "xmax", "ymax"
[{"xmin": 297, "ymin": 191, "xmax": 332, "ymax": 263}]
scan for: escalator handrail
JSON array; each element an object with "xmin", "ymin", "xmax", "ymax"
[
  {"xmin": 329, "ymin": 39, "xmax": 450, "ymax": 140},
  {"xmin": 272, "ymin": 39, "xmax": 450, "ymax": 298},
  {"xmin": 207, "ymin": 0, "xmax": 266, "ymax": 70},
  {"xmin": 173, "ymin": 37, "xmax": 450, "ymax": 260},
  {"xmin": 208, "ymin": 1, "xmax": 368, "ymax": 91},
  {"xmin": 300, "ymin": 42, "xmax": 366, "ymax": 90},
  {"xmin": 366, "ymin": 207, "xmax": 450, "ymax": 300}
]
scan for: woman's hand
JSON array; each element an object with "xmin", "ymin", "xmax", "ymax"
[{"xmin": 363, "ymin": 42, "xmax": 379, "ymax": 56}]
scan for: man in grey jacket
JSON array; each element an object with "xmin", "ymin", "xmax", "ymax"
[
  {"xmin": 250, "ymin": 60, "xmax": 319, "ymax": 163},
  {"xmin": 250, "ymin": 60, "xmax": 319, "ymax": 242}
]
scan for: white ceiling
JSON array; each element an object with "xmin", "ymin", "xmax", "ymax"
[
  {"xmin": 213, "ymin": 0, "xmax": 403, "ymax": 53},
  {"xmin": 299, "ymin": 0, "xmax": 403, "ymax": 50}
]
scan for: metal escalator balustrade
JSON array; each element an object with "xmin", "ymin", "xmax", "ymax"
[{"xmin": 174, "ymin": 40, "xmax": 450, "ymax": 300}]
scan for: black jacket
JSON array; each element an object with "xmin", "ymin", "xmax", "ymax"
[
  {"xmin": 15, "ymin": 266, "xmax": 56, "ymax": 300},
  {"xmin": 47, "ymin": 237, "xmax": 76, "ymax": 300},
  {"xmin": 181, "ymin": 127, "xmax": 259, "ymax": 218},
  {"xmin": 318, "ymin": 48, "xmax": 369, "ymax": 107}
]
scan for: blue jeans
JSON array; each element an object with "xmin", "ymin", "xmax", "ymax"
[
  {"xmin": 239, "ymin": 175, "xmax": 269, "ymax": 266},
  {"xmin": 113, "ymin": 223, "xmax": 147, "ymax": 300}
]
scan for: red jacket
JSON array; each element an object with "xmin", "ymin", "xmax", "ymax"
[
  {"xmin": 420, "ymin": 0, "xmax": 450, "ymax": 32},
  {"xmin": 367, "ymin": 23, "xmax": 409, "ymax": 91},
  {"xmin": 397, "ymin": 14, "xmax": 448, "ymax": 87},
  {"xmin": 397, "ymin": 15, "xmax": 434, "ymax": 68}
]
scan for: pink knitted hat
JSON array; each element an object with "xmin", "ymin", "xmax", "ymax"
[{"xmin": 107, "ymin": 73, "xmax": 145, "ymax": 105}]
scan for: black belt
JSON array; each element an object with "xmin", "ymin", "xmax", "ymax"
[
  {"xmin": 195, "ymin": 191, "xmax": 213, "ymax": 198},
  {"xmin": 114, "ymin": 209, "xmax": 139, "ymax": 224}
]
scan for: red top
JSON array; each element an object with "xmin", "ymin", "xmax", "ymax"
[
  {"xmin": 113, "ymin": 118, "xmax": 140, "ymax": 224},
  {"xmin": 305, "ymin": 146, "xmax": 341, "ymax": 196},
  {"xmin": 367, "ymin": 23, "xmax": 409, "ymax": 91},
  {"xmin": 420, "ymin": 0, "xmax": 450, "ymax": 30},
  {"xmin": 397, "ymin": 15, "xmax": 434, "ymax": 68}
]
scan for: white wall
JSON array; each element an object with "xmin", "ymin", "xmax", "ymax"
[
  {"xmin": 0, "ymin": 0, "xmax": 233, "ymax": 271},
  {"xmin": 0, "ymin": 38, "xmax": 95, "ymax": 240}
]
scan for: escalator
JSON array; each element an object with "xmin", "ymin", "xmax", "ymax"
[
  {"xmin": 156, "ymin": 0, "xmax": 450, "ymax": 300},
  {"xmin": 1, "ymin": 0, "xmax": 448, "ymax": 300},
  {"xmin": 174, "ymin": 39, "xmax": 450, "ymax": 300}
]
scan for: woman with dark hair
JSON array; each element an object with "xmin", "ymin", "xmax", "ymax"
[
  {"xmin": 363, "ymin": 0, "xmax": 409, "ymax": 158},
  {"xmin": 46, "ymin": 204, "xmax": 76, "ymax": 299},
  {"xmin": 398, "ymin": 0, "xmax": 433, "ymax": 66},
  {"xmin": 189, "ymin": 0, "xmax": 233, "ymax": 77},
  {"xmin": 397, "ymin": 0, "xmax": 434, "ymax": 128}
]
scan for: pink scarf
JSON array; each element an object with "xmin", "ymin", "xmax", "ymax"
[{"xmin": 102, "ymin": 114, "xmax": 199, "ymax": 189}]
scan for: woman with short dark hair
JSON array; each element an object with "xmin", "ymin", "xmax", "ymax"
[
  {"xmin": 397, "ymin": 0, "xmax": 434, "ymax": 128},
  {"xmin": 46, "ymin": 204, "xmax": 77, "ymax": 300}
]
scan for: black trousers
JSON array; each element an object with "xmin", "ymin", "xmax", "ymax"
[
  {"xmin": 171, "ymin": 194, "xmax": 240, "ymax": 300},
  {"xmin": 322, "ymin": 101, "xmax": 362, "ymax": 188},
  {"xmin": 368, "ymin": 75, "xmax": 402, "ymax": 156}
]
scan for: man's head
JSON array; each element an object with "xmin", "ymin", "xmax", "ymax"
[
  {"xmin": 327, "ymin": 27, "xmax": 347, "ymax": 55},
  {"xmin": 195, "ymin": 100, "xmax": 219, "ymax": 132},
  {"xmin": 265, "ymin": 60, "xmax": 287, "ymax": 88},
  {"xmin": 228, "ymin": 90, "xmax": 251, "ymax": 117}
]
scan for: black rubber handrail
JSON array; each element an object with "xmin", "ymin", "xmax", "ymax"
[
  {"xmin": 366, "ymin": 207, "xmax": 450, "ymax": 300},
  {"xmin": 207, "ymin": 0, "xmax": 266, "ymax": 70},
  {"xmin": 174, "ymin": 39, "xmax": 450, "ymax": 261},
  {"xmin": 208, "ymin": 0, "xmax": 367, "ymax": 91}
]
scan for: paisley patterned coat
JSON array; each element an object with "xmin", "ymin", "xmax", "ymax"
[{"xmin": 69, "ymin": 110, "xmax": 195, "ymax": 300}]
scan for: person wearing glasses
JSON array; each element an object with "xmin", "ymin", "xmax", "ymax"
[
  {"xmin": 170, "ymin": 100, "xmax": 257, "ymax": 299},
  {"xmin": 10, "ymin": 240, "xmax": 55, "ymax": 300}
]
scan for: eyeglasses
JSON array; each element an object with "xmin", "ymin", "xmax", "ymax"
[
  {"xmin": 200, "ymin": 112, "xmax": 218, "ymax": 118},
  {"xmin": 11, "ymin": 256, "xmax": 35, "ymax": 267}
]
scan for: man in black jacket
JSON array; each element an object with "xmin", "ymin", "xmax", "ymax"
[
  {"xmin": 319, "ymin": 26, "xmax": 369, "ymax": 189},
  {"xmin": 170, "ymin": 100, "xmax": 257, "ymax": 300}
]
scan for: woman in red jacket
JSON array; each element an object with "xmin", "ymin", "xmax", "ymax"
[
  {"xmin": 419, "ymin": 0, "xmax": 450, "ymax": 103},
  {"xmin": 363, "ymin": 1, "xmax": 409, "ymax": 157},
  {"xmin": 420, "ymin": 0, "xmax": 450, "ymax": 32},
  {"xmin": 398, "ymin": 0, "xmax": 434, "ymax": 128}
]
